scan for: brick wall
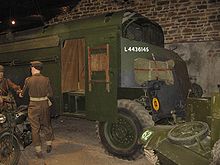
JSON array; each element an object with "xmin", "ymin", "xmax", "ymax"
[{"xmin": 49, "ymin": 0, "xmax": 220, "ymax": 44}]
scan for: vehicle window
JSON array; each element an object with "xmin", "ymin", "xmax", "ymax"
[{"xmin": 122, "ymin": 14, "xmax": 164, "ymax": 47}]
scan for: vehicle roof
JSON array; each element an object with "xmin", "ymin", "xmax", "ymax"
[{"xmin": 0, "ymin": 10, "xmax": 161, "ymax": 44}]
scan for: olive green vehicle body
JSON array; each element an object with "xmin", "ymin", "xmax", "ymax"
[
  {"xmin": 0, "ymin": 10, "xmax": 190, "ymax": 122},
  {"xmin": 141, "ymin": 93, "xmax": 220, "ymax": 165},
  {"xmin": 0, "ymin": 12, "xmax": 124, "ymax": 121}
]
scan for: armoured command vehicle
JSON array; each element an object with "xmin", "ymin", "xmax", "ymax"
[{"xmin": 0, "ymin": 10, "xmax": 194, "ymax": 160}]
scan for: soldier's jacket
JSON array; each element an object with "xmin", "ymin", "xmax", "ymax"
[
  {"xmin": 0, "ymin": 78, "xmax": 21, "ymax": 96},
  {"xmin": 22, "ymin": 73, "xmax": 53, "ymax": 98}
]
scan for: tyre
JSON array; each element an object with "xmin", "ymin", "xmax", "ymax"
[
  {"xmin": 167, "ymin": 121, "xmax": 209, "ymax": 145},
  {"xmin": 211, "ymin": 139, "xmax": 220, "ymax": 165},
  {"xmin": 97, "ymin": 99, "xmax": 154, "ymax": 160},
  {"xmin": 189, "ymin": 83, "xmax": 203, "ymax": 98},
  {"xmin": 0, "ymin": 132, "xmax": 21, "ymax": 165}
]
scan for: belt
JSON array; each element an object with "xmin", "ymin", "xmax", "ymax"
[
  {"xmin": 30, "ymin": 96, "xmax": 52, "ymax": 107},
  {"xmin": 30, "ymin": 96, "xmax": 48, "ymax": 101}
]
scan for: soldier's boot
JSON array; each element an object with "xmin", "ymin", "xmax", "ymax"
[
  {"xmin": 46, "ymin": 145, "xmax": 52, "ymax": 153},
  {"xmin": 35, "ymin": 146, "xmax": 44, "ymax": 159},
  {"xmin": 46, "ymin": 141, "xmax": 52, "ymax": 153},
  {"xmin": 36, "ymin": 151, "xmax": 44, "ymax": 159}
]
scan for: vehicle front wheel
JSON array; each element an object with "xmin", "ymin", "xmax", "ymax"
[
  {"xmin": 0, "ymin": 132, "xmax": 20, "ymax": 165},
  {"xmin": 96, "ymin": 99, "xmax": 154, "ymax": 160}
]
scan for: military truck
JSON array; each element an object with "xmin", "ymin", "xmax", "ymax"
[
  {"xmin": 141, "ymin": 88, "xmax": 220, "ymax": 164},
  {"xmin": 0, "ymin": 10, "xmax": 192, "ymax": 160}
]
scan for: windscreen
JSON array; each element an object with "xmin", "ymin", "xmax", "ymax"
[{"xmin": 122, "ymin": 11, "xmax": 164, "ymax": 47}]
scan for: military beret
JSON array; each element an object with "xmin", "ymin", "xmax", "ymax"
[
  {"xmin": 0, "ymin": 65, "xmax": 4, "ymax": 72},
  {"xmin": 30, "ymin": 61, "xmax": 43, "ymax": 67}
]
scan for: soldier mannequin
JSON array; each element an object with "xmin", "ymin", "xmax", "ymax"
[
  {"xmin": 19, "ymin": 61, "xmax": 53, "ymax": 158},
  {"xmin": 0, "ymin": 65, "xmax": 21, "ymax": 96}
]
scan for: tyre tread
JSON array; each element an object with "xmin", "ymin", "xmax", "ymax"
[{"xmin": 96, "ymin": 99, "xmax": 154, "ymax": 160}]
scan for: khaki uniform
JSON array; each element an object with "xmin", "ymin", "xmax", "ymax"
[{"xmin": 22, "ymin": 73, "xmax": 53, "ymax": 148}]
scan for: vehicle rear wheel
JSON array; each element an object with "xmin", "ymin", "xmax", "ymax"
[
  {"xmin": 97, "ymin": 99, "xmax": 154, "ymax": 160},
  {"xmin": 189, "ymin": 83, "xmax": 203, "ymax": 98},
  {"xmin": 0, "ymin": 133, "xmax": 20, "ymax": 165}
]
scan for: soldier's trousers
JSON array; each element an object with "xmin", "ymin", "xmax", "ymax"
[{"xmin": 28, "ymin": 100, "xmax": 54, "ymax": 147}]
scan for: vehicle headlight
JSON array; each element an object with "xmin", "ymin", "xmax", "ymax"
[{"xmin": 0, "ymin": 114, "xmax": 6, "ymax": 123}]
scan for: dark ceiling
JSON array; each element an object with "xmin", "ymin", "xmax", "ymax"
[{"xmin": 0, "ymin": 0, "xmax": 80, "ymax": 34}]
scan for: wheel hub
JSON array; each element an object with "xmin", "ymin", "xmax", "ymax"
[
  {"xmin": 112, "ymin": 119, "xmax": 128, "ymax": 138},
  {"xmin": 105, "ymin": 115, "xmax": 137, "ymax": 149}
]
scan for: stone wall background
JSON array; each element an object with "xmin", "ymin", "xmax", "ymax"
[
  {"xmin": 49, "ymin": 0, "xmax": 220, "ymax": 95},
  {"xmin": 166, "ymin": 41, "xmax": 220, "ymax": 95}
]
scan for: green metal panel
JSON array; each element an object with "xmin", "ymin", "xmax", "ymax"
[
  {"xmin": 157, "ymin": 139, "xmax": 210, "ymax": 165},
  {"xmin": 186, "ymin": 97, "xmax": 211, "ymax": 126},
  {"xmin": 141, "ymin": 125, "xmax": 211, "ymax": 165},
  {"xmin": 0, "ymin": 35, "xmax": 59, "ymax": 53},
  {"xmin": 85, "ymin": 31, "xmax": 119, "ymax": 121},
  {"xmin": 140, "ymin": 125, "xmax": 173, "ymax": 149},
  {"xmin": 117, "ymin": 87, "xmax": 144, "ymax": 99}
]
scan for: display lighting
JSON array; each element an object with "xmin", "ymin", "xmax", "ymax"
[{"xmin": 11, "ymin": 20, "xmax": 16, "ymax": 25}]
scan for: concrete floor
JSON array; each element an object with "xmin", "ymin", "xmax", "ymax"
[{"xmin": 18, "ymin": 116, "xmax": 151, "ymax": 165}]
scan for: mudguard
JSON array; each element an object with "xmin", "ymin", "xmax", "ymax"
[{"xmin": 140, "ymin": 125, "xmax": 173, "ymax": 150}]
